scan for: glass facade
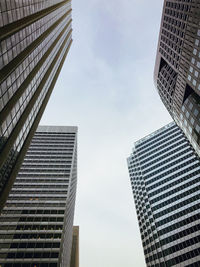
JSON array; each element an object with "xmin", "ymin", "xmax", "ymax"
[
  {"xmin": 154, "ymin": 0, "xmax": 200, "ymax": 157},
  {"xmin": 0, "ymin": 125, "xmax": 77, "ymax": 267},
  {"xmin": 127, "ymin": 122, "xmax": 200, "ymax": 266},
  {"xmin": 0, "ymin": 0, "xmax": 72, "ymax": 211}
]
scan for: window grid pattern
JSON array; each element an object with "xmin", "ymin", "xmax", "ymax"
[
  {"xmin": 0, "ymin": 126, "xmax": 77, "ymax": 267},
  {"xmin": 0, "ymin": 21, "xmax": 71, "ymax": 143},
  {"xmin": 0, "ymin": 0, "xmax": 72, "ymax": 205},
  {"xmin": 187, "ymin": 28, "xmax": 200, "ymax": 93},
  {"xmin": 0, "ymin": 0, "xmax": 64, "ymax": 26},
  {"xmin": 179, "ymin": 92, "xmax": 200, "ymax": 156},
  {"xmin": 157, "ymin": 62, "xmax": 177, "ymax": 115},
  {"xmin": 127, "ymin": 122, "xmax": 200, "ymax": 267},
  {"xmin": 154, "ymin": 0, "xmax": 200, "ymax": 158},
  {"xmin": 0, "ymin": 34, "xmax": 71, "ymax": 202},
  {"xmin": 0, "ymin": 10, "xmax": 71, "ymax": 110},
  {"xmin": 159, "ymin": 0, "xmax": 190, "ymax": 70},
  {"xmin": 0, "ymin": 3, "xmax": 71, "ymax": 70}
]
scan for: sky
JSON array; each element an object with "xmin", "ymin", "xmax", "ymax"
[{"xmin": 41, "ymin": 1, "xmax": 171, "ymax": 266}]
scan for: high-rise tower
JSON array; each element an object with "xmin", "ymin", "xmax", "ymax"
[
  {"xmin": 154, "ymin": 1, "xmax": 200, "ymax": 156},
  {"xmin": 0, "ymin": 125, "xmax": 77, "ymax": 267},
  {"xmin": 0, "ymin": 1, "xmax": 72, "ymax": 210},
  {"xmin": 70, "ymin": 226, "xmax": 79, "ymax": 267},
  {"xmin": 127, "ymin": 122, "xmax": 200, "ymax": 266}
]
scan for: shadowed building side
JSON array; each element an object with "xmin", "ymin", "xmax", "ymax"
[{"xmin": 0, "ymin": 0, "xmax": 73, "ymax": 211}]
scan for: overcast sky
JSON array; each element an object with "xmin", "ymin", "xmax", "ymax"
[{"xmin": 41, "ymin": 1, "xmax": 171, "ymax": 266}]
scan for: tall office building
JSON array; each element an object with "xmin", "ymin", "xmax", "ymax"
[
  {"xmin": 0, "ymin": 125, "xmax": 77, "ymax": 267},
  {"xmin": 154, "ymin": 1, "xmax": 200, "ymax": 156},
  {"xmin": 0, "ymin": 1, "xmax": 72, "ymax": 210},
  {"xmin": 70, "ymin": 226, "xmax": 79, "ymax": 267},
  {"xmin": 127, "ymin": 122, "xmax": 200, "ymax": 266}
]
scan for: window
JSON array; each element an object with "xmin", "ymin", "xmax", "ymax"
[
  {"xmin": 189, "ymin": 103, "xmax": 193, "ymax": 110},
  {"xmin": 190, "ymin": 117, "xmax": 195, "ymax": 125},
  {"xmin": 195, "ymin": 125, "xmax": 200, "ymax": 133},
  {"xmin": 195, "ymin": 39, "xmax": 199, "ymax": 46},
  {"xmin": 192, "ymin": 79, "xmax": 197, "ymax": 86},
  {"xmin": 193, "ymin": 49, "xmax": 197, "ymax": 55},
  {"xmin": 194, "ymin": 109, "xmax": 199, "ymax": 116},
  {"xmin": 191, "ymin": 57, "xmax": 195, "ymax": 64}
]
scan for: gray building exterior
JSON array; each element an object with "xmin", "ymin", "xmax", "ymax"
[
  {"xmin": 154, "ymin": 0, "xmax": 200, "ymax": 157},
  {"xmin": 127, "ymin": 122, "xmax": 200, "ymax": 266},
  {"xmin": 0, "ymin": 1, "xmax": 72, "ymax": 210},
  {"xmin": 70, "ymin": 226, "xmax": 79, "ymax": 267},
  {"xmin": 0, "ymin": 125, "xmax": 77, "ymax": 267}
]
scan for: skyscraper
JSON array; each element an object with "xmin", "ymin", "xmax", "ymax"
[
  {"xmin": 154, "ymin": 1, "xmax": 200, "ymax": 156},
  {"xmin": 127, "ymin": 122, "xmax": 200, "ymax": 266},
  {"xmin": 0, "ymin": 1, "xmax": 72, "ymax": 210},
  {"xmin": 0, "ymin": 125, "xmax": 77, "ymax": 267},
  {"xmin": 70, "ymin": 226, "xmax": 79, "ymax": 267}
]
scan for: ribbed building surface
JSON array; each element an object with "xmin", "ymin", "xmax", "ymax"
[
  {"xmin": 154, "ymin": 0, "xmax": 200, "ymax": 157},
  {"xmin": 0, "ymin": 125, "xmax": 77, "ymax": 267},
  {"xmin": 127, "ymin": 122, "xmax": 200, "ymax": 267},
  {"xmin": 0, "ymin": 0, "xmax": 72, "ymax": 210},
  {"xmin": 70, "ymin": 226, "xmax": 79, "ymax": 267}
]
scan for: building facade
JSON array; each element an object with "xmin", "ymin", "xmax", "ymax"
[
  {"xmin": 127, "ymin": 122, "xmax": 200, "ymax": 266},
  {"xmin": 70, "ymin": 226, "xmax": 79, "ymax": 267},
  {"xmin": 154, "ymin": 0, "xmax": 200, "ymax": 156},
  {"xmin": 0, "ymin": 0, "xmax": 72, "ymax": 210},
  {"xmin": 0, "ymin": 125, "xmax": 77, "ymax": 267}
]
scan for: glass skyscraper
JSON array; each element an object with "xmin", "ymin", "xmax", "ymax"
[
  {"xmin": 127, "ymin": 122, "xmax": 200, "ymax": 266},
  {"xmin": 0, "ymin": 1, "xmax": 72, "ymax": 210},
  {"xmin": 154, "ymin": 0, "xmax": 200, "ymax": 157},
  {"xmin": 0, "ymin": 125, "xmax": 77, "ymax": 267}
]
